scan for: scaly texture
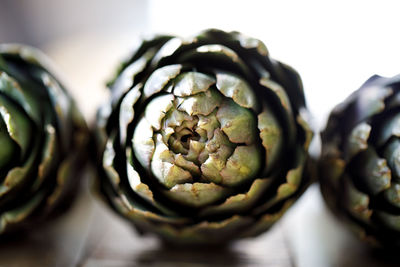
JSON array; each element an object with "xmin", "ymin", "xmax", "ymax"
[
  {"xmin": 95, "ymin": 29, "xmax": 313, "ymax": 244},
  {"xmin": 320, "ymin": 74, "xmax": 400, "ymax": 249},
  {"xmin": 0, "ymin": 44, "xmax": 87, "ymax": 234}
]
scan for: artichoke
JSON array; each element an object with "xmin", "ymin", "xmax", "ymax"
[
  {"xmin": 95, "ymin": 29, "xmax": 313, "ymax": 244},
  {"xmin": 0, "ymin": 44, "xmax": 87, "ymax": 234},
  {"xmin": 320, "ymin": 75, "xmax": 400, "ymax": 248}
]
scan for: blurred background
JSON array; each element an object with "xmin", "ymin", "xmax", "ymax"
[
  {"xmin": 1, "ymin": 0, "xmax": 400, "ymax": 266},
  {"xmin": 2, "ymin": 0, "xmax": 400, "ymax": 127}
]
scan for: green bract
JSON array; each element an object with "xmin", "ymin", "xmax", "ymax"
[
  {"xmin": 0, "ymin": 44, "xmax": 87, "ymax": 234},
  {"xmin": 95, "ymin": 29, "xmax": 313, "ymax": 244},
  {"xmin": 320, "ymin": 75, "xmax": 400, "ymax": 249}
]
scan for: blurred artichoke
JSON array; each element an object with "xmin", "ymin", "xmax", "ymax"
[
  {"xmin": 95, "ymin": 29, "xmax": 313, "ymax": 244},
  {"xmin": 320, "ymin": 75, "xmax": 400, "ymax": 248},
  {"xmin": 0, "ymin": 44, "xmax": 87, "ymax": 234}
]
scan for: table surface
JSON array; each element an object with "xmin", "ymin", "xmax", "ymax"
[
  {"xmin": 2, "ymin": 183, "xmax": 399, "ymax": 267},
  {"xmin": 1, "ymin": 36, "xmax": 399, "ymax": 267}
]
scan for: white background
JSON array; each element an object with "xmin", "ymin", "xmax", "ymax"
[
  {"xmin": 149, "ymin": 0, "xmax": 400, "ymax": 129},
  {"xmin": 3, "ymin": 0, "xmax": 399, "ymax": 128}
]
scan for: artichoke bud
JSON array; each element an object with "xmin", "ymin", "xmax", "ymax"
[
  {"xmin": 95, "ymin": 29, "xmax": 313, "ymax": 244},
  {"xmin": 0, "ymin": 44, "xmax": 87, "ymax": 234},
  {"xmin": 320, "ymin": 74, "xmax": 400, "ymax": 249}
]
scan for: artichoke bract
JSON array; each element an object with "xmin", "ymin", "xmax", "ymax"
[
  {"xmin": 0, "ymin": 44, "xmax": 87, "ymax": 234},
  {"xmin": 95, "ymin": 29, "xmax": 313, "ymax": 244},
  {"xmin": 320, "ymin": 75, "xmax": 400, "ymax": 249}
]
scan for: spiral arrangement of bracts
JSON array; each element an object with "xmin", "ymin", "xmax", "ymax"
[
  {"xmin": 0, "ymin": 45, "xmax": 87, "ymax": 234},
  {"xmin": 320, "ymin": 75, "xmax": 400, "ymax": 248},
  {"xmin": 95, "ymin": 29, "xmax": 313, "ymax": 244}
]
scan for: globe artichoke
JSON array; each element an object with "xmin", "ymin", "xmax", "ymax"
[
  {"xmin": 0, "ymin": 44, "xmax": 87, "ymax": 234},
  {"xmin": 95, "ymin": 29, "xmax": 313, "ymax": 244},
  {"xmin": 320, "ymin": 75, "xmax": 400, "ymax": 248}
]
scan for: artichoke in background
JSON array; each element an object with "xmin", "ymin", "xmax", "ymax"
[
  {"xmin": 95, "ymin": 29, "xmax": 313, "ymax": 244},
  {"xmin": 0, "ymin": 44, "xmax": 87, "ymax": 234},
  {"xmin": 320, "ymin": 75, "xmax": 400, "ymax": 249}
]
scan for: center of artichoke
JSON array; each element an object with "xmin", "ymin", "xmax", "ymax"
[
  {"xmin": 133, "ymin": 71, "xmax": 264, "ymax": 190},
  {"xmin": 171, "ymin": 129, "xmax": 200, "ymax": 152}
]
